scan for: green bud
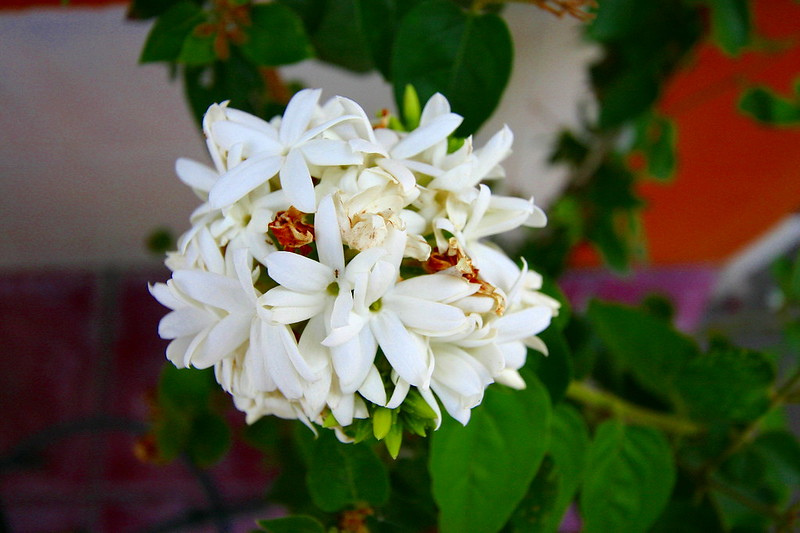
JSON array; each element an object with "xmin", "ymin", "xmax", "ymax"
[
  {"xmin": 322, "ymin": 411, "xmax": 339, "ymax": 428},
  {"xmin": 402, "ymin": 84, "xmax": 421, "ymax": 130},
  {"xmin": 372, "ymin": 407, "xmax": 393, "ymax": 440},
  {"xmin": 403, "ymin": 390, "xmax": 438, "ymax": 420},
  {"xmin": 404, "ymin": 415, "xmax": 430, "ymax": 437},
  {"xmin": 384, "ymin": 422, "xmax": 403, "ymax": 459}
]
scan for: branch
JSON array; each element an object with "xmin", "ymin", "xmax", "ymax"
[{"xmin": 566, "ymin": 381, "xmax": 703, "ymax": 436}]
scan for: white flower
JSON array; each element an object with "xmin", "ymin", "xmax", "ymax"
[
  {"xmin": 207, "ymin": 89, "xmax": 368, "ymax": 212},
  {"xmin": 152, "ymin": 89, "xmax": 560, "ymax": 443}
]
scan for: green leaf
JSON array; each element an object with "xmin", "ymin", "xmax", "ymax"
[
  {"xmin": 305, "ymin": 430, "xmax": 390, "ymax": 512},
  {"xmin": 587, "ymin": 300, "xmax": 699, "ymax": 400},
  {"xmin": 240, "ymin": 3, "xmax": 313, "ymax": 67},
  {"xmin": 392, "ymin": 0, "xmax": 513, "ymax": 136},
  {"xmin": 752, "ymin": 430, "xmax": 800, "ymax": 487},
  {"xmin": 581, "ymin": 422, "xmax": 675, "ymax": 533},
  {"xmin": 128, "ymin": 0, "xmax": 194, "ymax": 20},
  {"xmin": 528, "ymin": 328, "xmax": 572, "ymax": 405},
  {"xmin": 178, "ymin": 31, "xmax": 215, "ymax": 66},
  {"xmin": 739, "ymin": 86, "xmax": 800, "ymax": 126},
  {"xmin": 257, "ymin": 515, "xmax": 326, "ymax": 533},
  {"xmin": 675, "ymin": 346, "xmax": 774, "ymax": 423},
  {"xmin": 430, "ymin": 373, "xmax": 551, "ymax": 533},
  {"xmin": 508, "ymin": 404, "xmax": 589, "ymax": 532},
  {"xmin": 309, "ymin": 0, "xmax": 394, "ymax": 74},
  {"xmin": 709, "ymin": 0, "xmax": 751, "ymax": 55},
  {"xmin": 595, "ymin": 66, "xmax": 660, "ymax": 129},
  {"xmin": 185, "ymin": 411, "xmax": 231, "ymax": 467},
  {"xmin": 242, "ymin": 416, "xmax": 280, "ymax": 453},
  {"xmin": 158, "ymin": 364, "xmax": 216, "ymax": 413},
  {"xmin": 634, "ymin": 112, "xmax": 677, "ymax": 181},
  {"xmin": 139, "ymin": 2, "xmax": 205, "ymax": 64}
]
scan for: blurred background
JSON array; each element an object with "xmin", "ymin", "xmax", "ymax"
[{"xmin": 1, "ymin": 0, "xmax": 799, "ymax": 530}]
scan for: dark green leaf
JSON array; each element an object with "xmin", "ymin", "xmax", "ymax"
[
  {"xmin": 509, "ymin": 404, "xmax": 589, "ymax": 533},
  {"xmin": 709, "ymin": 0, "xmax": 751, "ymax": 56},
  {"xmin": 241, "ymin": 3, "xmax": 313, "ymax": 67},
  {"xmin": 139, "ymin": 2, "xmax": 205, "ymax": 64},
  {"xmin": 257, "ymin": 515, "xmax": 326, "ymax": 533},
  {"xmin": 128, "ymin": 0, "xmax": 196, "ymax": 20},
  {"xmin": 675, "ymin": 346, "xmax": 774, "ymax": 423},
  {"xmin": 528, "ymin": 328, "xmax": 572, "ymax": 405},
  {"xmin": 581, "ymin": 422, "xmax": 675, "ymax": 533},
  {"xmin": 430, "ymin": 373, "xmax": 551, "ymax": 533},
  {"xmin": 587, "ymin": 300, "xmax": 699, "ymax": 399},
  {"xmin": 752, "ymin": 430, "xmax": 800, "ymax": 487},
  {"xmin": 739, "ymin": 86, "xmax": 800, "ymax": 126},
  {"xmin": 185, "ymin": 411, "xmax": 231, "ymax": 467},
  {"xmin": 310, "ymin": 0, "xmax": 384, "ymax": 73},
  {"xmin": 306, "ymin": 430, "xmax": 389, "ymax": 512},
  {"xmin": 277, "ymin": 0, "xmax": 327, "ymax": 35},
  {"xmin": 392, "ymin": 0, "xmax": 513, "ymax": 136},
  {"xmin": 242, "ymin": 416, "xmax": 280, "ymax": 453},
  {"xmin": 158, "ymin": 364, "xmax": 216, "ymax": 413},
  {"xmin": 595, "ymin": 67, "xmax": 660, "ymax": 129}
]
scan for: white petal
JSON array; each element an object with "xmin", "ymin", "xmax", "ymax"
[
  {"xmin": 386, "ymin": 377, "xmax": 410, "ymax": 409},
  {"xmin": 265, "ymin": 251, "xmax": 333, "ymax": 292},
  {"xmin": 336, "ymin": 95, "xmax": 377, "ymax": 142},
  {"xmin": 301, "ymin": 139, "xmax": 362, "ymax": 166},
  {"xmin": 331, "ymin": 326, "xmax": 377, "ymax": 393},
  {"xmin": 472, "ymin": 125, "xmax": 513, "ymax": 180},
  {"xmin": 158, "ymin": 308, "xmax": 213, "ymax": 339},
  {"xmin": 209, "ymin": 154, "xmax": 282, "ymax": 209},
  {"xmin": 419, "ymin": 93, "xmax": 452, "ymax": 124},
  {"xmin": 358, "ymin": 365, "xmax": 387, "ymax": 406},
  {"xmin": 386, "ymin": 295, "xmax": 467, "ymax": 336},
  {"xmin": 377, "ymin": 158, "xmax": 416, "ymax": 192},
  {"xmin": 173, "ymin": 270, "xmax": 248, "ymax": 312},
  {"xmin": 279, "ymin": 88, "xmax": 321, "ymax": 145},
  {"xmin": 392, "ymin": 274, "xmax": 477, "ymax": 303},
  {"xmin": 495, "ymin": 306, "xmax": 553, "ymax": 341},
  {"xmin": 211, "ymin": 121, "xmax": 283, "ymax": 155},
  {"xmin": 280, "ymin": 148, "xmax": 316, "ymax": 212},
  {"xmin": 390, "ymin": 113, "xmax": 462, "ymax": 160},
  {"xmin": 176, "ymin": 158, "xmax": 218, "ymax": 193},
  {"xmin": 315, "ymin": 195, "xmax": 344, "ymax": 272},
  {"xmin": 194, "ymin": 313, "xmax": 251, "ymax": 367},
  {"xmin": 371, "ymin": 311, "xmax": 430, "ymax": 387}
]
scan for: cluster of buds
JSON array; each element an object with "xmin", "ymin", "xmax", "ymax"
[{"xmin": 151, "ymin": 88, "xmax": 559, "ymax": 455}]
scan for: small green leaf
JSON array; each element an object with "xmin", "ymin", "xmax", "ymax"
[
  {"xmin": 739, "ymin": 85, "xmax": 800, "ymax": 126},
  {"xmin": 581, "ymin": 422, "xmax": 675, "ymax": 533},
  {"xmin": 587, "ymin": 301, "xmax": 699, "ymax": 400},
  {"xmin": 139, "ymin": 2, "xmax": 205, "ymax": 64},
  {"xmin": 257, "ymin": 515, "xmax": 326, "ymax": 533},
  {"xmin": 634, "ymin": 113, "xmax": 677, "ymax": 181},
  {"xmin": 392, "ymin": 0, "xmax": 513, "ymax": 136},
  {"xmin": 158, "ymin": 364, "xmax": 216, "ymax": 413},
  {"xmin": 306, "ymin": 430, "xmax": 390, "ymax": 512},
  {"xmin": 430, "ymin": 373, "xmax": 551, "ymax": 533},
  {"xmin": 675, "ymin": 346, "xmax": 774, "ymax": 423},
  {"xmin": 709, "ymin": 0, "xmax": 751, "ymax": 56},
  {"xmin": 240, "ymin": 3, "xmax": 313, "ymax": 67},
  {"xmin": 242, "ymin": 416, "xmax": 280, "ymax": 453},
  {"xmin": 752, "ymin": 430, "xmax": 800, "ymax": 487}
]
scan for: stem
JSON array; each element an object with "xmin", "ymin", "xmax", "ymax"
[
  {"xmin": 566, "ymin": 381, "xmax": 703, "ymax": 436},
  {"xmin": 260, "ymin": 68, "xmax": 291, "ymax": 105},
  {"xmin": 706, "ymin": 477, "xmax": 785, "ymax": 524}
]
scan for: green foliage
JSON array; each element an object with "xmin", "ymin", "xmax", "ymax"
[
  {"xmin": 580, "ymin": 421, "xmax": 676, "ymax": 533},
  {"xmin": 528, "ymin": 328, "xmax": 573, "ymax": 405},
  {"xmin": 430, "ymin": 374, "xmax": 551, "ymax": 533},
  {"xmin": 139, "ymin": 2, "xmax": 205, "ymax": 64},
  {"xmin": 256, "ymin": 515, "xmax": 326, "ymax": 533},
  {"xmin": 241, "ymin": 4, "xmax": 313, "ymax": 67},
  {"xmin": 633, "ymin": 112, "xmax": 678, "ymax": 181},
  {"xmin": 305, "ymin": 430, "xmax": 390, "ymax": 512},
  {"xmin": 707, "ymin": 0, "xmax": 752, "ymax": 56},
  {"xmin": 391, "ymin": 0, "xmax": 513, "ymax": 136},
  {"xmin": 153, "ymin": 364, "xmax": 231, "ymax": 467},
  {"xmin": 739, "ymin": 82, "xmax": 800, "ymax": 126}
]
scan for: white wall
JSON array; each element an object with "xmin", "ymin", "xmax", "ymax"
[{"xmin": 0, "ymin": 5, "xmax": 595, "ymax": 268}]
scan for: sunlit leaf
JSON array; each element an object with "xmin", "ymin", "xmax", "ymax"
[
  {"xmin": 392, "ymin": 0, "xmax": 512, "ymax": 136},
  {"xmin": 708, "ymin": 0, "xmax": 752, "ymax": 56},
  {"xmin": 240, "ymin": 3, "xmax": 313, "ymax": 67},
  {"xmin": 430, "ymin": 373, "xmax": 551, "ymax": 533},
  {"xmin": 139, "ymin": 2, "xmax": 204, "ymax": 63},
  {"xmin": 581, "ymin": 421, "xmax": 675, "ymax": 533}
]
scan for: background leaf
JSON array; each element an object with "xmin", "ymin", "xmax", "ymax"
[
  {"xmin": 708, "ymin": 0, "xmax": 752, "ymax": 56},
  {"xmin": 241, "ymin": 3, "xmax": 313, "ymax": 67},
  {"xmin": 739, "ymin": 85, "xmax": 800, "ymax": 126},
  {"xmin": 139, "ymin": 2, "xmax": 204, "ymax": 63},
  {"xmin": 391, "ymin": 0, "xmax": 513, "ymax": 136},
  {"xmin": 257, "ymin": 515, "xmax": 326, "ymax": 533},
  {"xmin": 430, "ymin": 373, "xmax": 551, "ymax": 533},
  {"xmin": 306, "ymin": 430, "xmax": 390, "ymax": 512},
  {"xmin": 581, "ymin": 421, "xmax": 675, "ymax": 533}
]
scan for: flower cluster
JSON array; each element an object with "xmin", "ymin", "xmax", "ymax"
[{"xmin": 151, "ymin": 88, "xmax": 559, "ymax": 450}]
